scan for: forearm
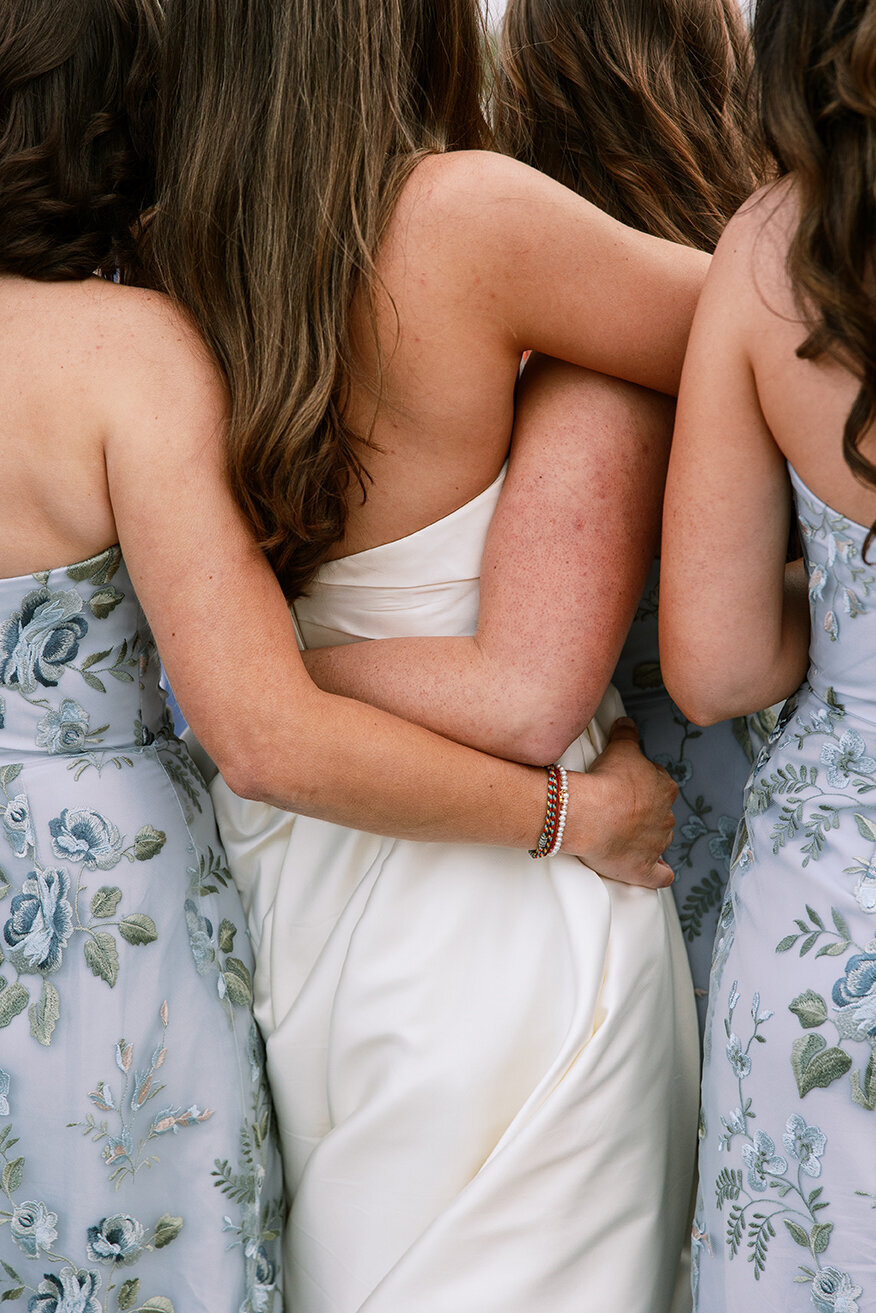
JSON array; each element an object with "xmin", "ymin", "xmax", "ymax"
[{"xmin": 306, "ymin": 363, "xmax": 675, "ymax": 764}]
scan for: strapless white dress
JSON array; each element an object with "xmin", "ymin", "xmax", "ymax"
[{"xmin": 210, "ymin": 471, "xmax": 699, "ymax": 1313}]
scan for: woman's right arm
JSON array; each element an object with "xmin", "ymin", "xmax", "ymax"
[{"xmin": 102, "ymin": 291, "xmax": 675, "ymax": 883}]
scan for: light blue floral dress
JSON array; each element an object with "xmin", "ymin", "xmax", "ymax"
[
  {"xmin": 694, "ymin": 467, "xmax": 876, "ymax": 1313},
  {"xmin": 0, "ymin": 549, "xmax": 283, "ymax": 1312},
  {"xmin": 613, "ymin": 560, "xmax": 774, "ymax": 1035}
]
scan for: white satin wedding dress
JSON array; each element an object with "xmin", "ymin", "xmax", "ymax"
[{"xmin": 210, "ymin": 470, "xmax": 699, "ymax": 1313}]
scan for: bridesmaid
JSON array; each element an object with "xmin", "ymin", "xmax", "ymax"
[
  {"xmin": 662, "ymin": 0, "xmax": 876, "ymax": 1307},
  {"xmin": 0, "ymin": 2, "xmax": 684, "ymax": 1310},
  {"xmin": 496, "ymin": 0, "xmax": 769, "ymax": 1033}
]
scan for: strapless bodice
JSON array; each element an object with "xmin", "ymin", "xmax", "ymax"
[
  {"xmin": 293, "ymin": 468, "xmax": 506, "ymax": 648},
  {"xmin": 0, "ymin": 547, "xmax": 168, "ymax": 758}
]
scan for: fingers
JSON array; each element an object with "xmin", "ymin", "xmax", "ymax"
[{"xmin": 607, "ymin": 716, "xmax": 640, "ymax": 745}]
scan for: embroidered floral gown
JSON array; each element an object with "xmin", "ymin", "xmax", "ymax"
[
  {"xmin": 0, "ymin": 548, "xmax": 283, "ymax": 1313},
  {"xmin": 694, "ymin": 467, "xmax": 876, "ymax": 1313},
  {"xmin": 612, "ymin": 560, "xmax": 774, "ymax": 1036}
]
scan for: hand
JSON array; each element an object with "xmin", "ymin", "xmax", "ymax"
[{"xmin": 563, "ymin": 718, "xmax": 677, "ymax": 888}]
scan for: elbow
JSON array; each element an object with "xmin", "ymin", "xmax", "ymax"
[{"xmin": 485, "ymin": 696, "xmax": 599, "ymax": 766}]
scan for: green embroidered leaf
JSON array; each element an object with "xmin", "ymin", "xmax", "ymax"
[
  {"xmin": 118, "ymin": 914, "xmax": 158, "ymax": 947},
  {"xmin": 0, "ymin": 868, "xmax": 7, "ymax": 900},
  {"xmin": 82, "ymin": 649, "xmax": 112, "ymax": 671},
  {"xmin": 140, "ymin": 1298, "xmax": 175, "ymax": 1312},
  {"xmin": 0, "ymin": 1262, "xmax": 21, "ymax": 1282},
  {"xmin": 2, "ymin": 1156, "xmax": 24, "ymax": 1194},
  {"xmin": 799, "ymin": 933, "xmax": 819, "ymax": 956},
  {"xmin": 117, "ymin": 1278, "xmax": 140, "ymax": 1311},
  {"xmin": 805, "ymin": 904, "xmax": 824, "ymax": 929},
  {"xmin": 854, "ymin": 812, "xmax": 876, "ymax": 842},
  {"xmin": 791, "ymin": 1033, "xmax": 853, "ymax": 1097},
  {"xmin": 0, "ymin": 982, "xmax": 29, "ymax": 1028},
  {"xmin": 679, "ymin": 870, "xmax": 725, "ymax": 943},
  {"xmin": 850, "ymin": 1052, "xmax": 876, "ymax": 1111},
  {"xmin": 153, "ymin": 1215, "xmax": 184, "ymax": 1249},
  {"xmin": 726, "ymin": 1204, "xmax": 745, "ymax": 1258},
  {"xmin": 632, "ymin": 660, "xmax": 662, "ymax": 690},
  {"xmin": 66, "ymin": 546, "xmax": 121, "ymax": 584},
  {"xmin": 0, "ymin": 764, "xmax": 22, "ymax": 791},
  {"xmin": 811, "ymin": 1222, "xmax": 833, "ymax": 1255},
  {"xmin": 29, "ymin": 979, "xmax": 60, "ymax": 1047},
  {"xmin": 776, "ymin": 934, "xmax": 799, "ymax": 953},
  {"xmin": 789, "ymin": 990, "xmax": 827, "ymax": 1030},
  {"xmin": 784, "ymin": 1220, "xmax": 810, "ymax": 1248},
  {"xmin": 91, "ymin": 886, "xmax": 123, "ymax": 919},
  {"xmin": 816, "ymin": 941, "xmax": 849, "ymax": 958},
  {"xmin": 88, "ymin": 586, "xmax": 124, "ymax": 620},
  {"xmin": 84, "ymin": 932, "xmax": 119, "ymax": 987},
  {"xmin": 81, "ymin": 671, "xmax": 107, "ymax": 694},
  {"xmin": 133, "ymin": 825, "xmax": 166, "ymax": 861},
  {"xmin": 0, "ymin": 1287, "xmax": 24, "ymax": 1302},
  {"xmin": 223, "ymin": 957, "xmax": 253, "ymax": 1007},
  {"xmin": 218, "ymin": 919, "xmax": 237, "ymax": 954},
  {"xmin": 715, "ymin": 1168, "xmax": 742, "ymax": 1208},
  {"xmin": 831, "ymin": 907, "xmax": 851, "ymax": 941}
]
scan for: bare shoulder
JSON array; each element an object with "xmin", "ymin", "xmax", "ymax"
[
  {"xmin": 397, "ymin": 149, "xmax": 573, "ymax": 243},
  {"xmin": 711, "ymin": 180, "xmax": 797, "ymax": 299}
]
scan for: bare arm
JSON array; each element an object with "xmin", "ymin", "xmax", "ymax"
[
  {"xmin": 659, "ymin": 209, "xmax": 811, "ymax": 725},
  {"xmin": 304, "ymin": 360, "xmax": 674, "ymax": 763},
  {"xmin": 100, "ymin": 293, "xmax": 676, "ymax": 882}
]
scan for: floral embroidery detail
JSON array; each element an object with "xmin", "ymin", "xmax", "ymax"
[
  {"xmin": 85, "ymin": 1213, "xmax": 146, "ymax": 1266},
  {"xmin": 782, "ymin": 1116, "xmax": 826, "ymax": 1178},
  {"xmin": 4, "ymin": 869, "xmax": 74, "ymax": 973},
  {"xmin": 0, "ymin": 1070, "xmax": 9, "ymax": 1117},
  {"xmin": 831, "ymin": 953, "xmax": 876, "ymax": 1042},
  {"xmin": 741, "ymin": 1130, "xmax": 787, "ymax": 1192},
  {"xmin": 0, "ymin": 590, "xmax": 88, "ymax": 694},
  {"xmin": 810, "ymin": 1268, "xmax": 862, "ymax": 1313},
  {"xmin": 820, "ymin": 732, "xmax": 876, "ymax": 790},
  {"xmin": 3, "ymin": 795, "xmax": 34, "ymax": 860},
  {"xmin": 28, "ymin": 1268, "xmax": 102, "ymax": 1313},
  {"xmin": 10, "ymin": 1199, "xmax": 58, "ymax": 1256},
  {"xmin": 35, "ymin": 701, "xmax": 98, "ymax": 756},
  {"xmin": 49, "ymin": 809, "xmax": 122, "ymax": 871}
]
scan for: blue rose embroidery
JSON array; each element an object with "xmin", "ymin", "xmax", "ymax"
[
  {"xmin": 247, "ymin": 1242, "xmax": 278, "ymax": 1313},
  {"xmin": 10, "ymin": 1200, "xmax": 59, "ymax": 1257},
  {"xmin": 811, "ymin": 1267, "xmax": 862, "ymax": 1313},
  {"xmin": 49, "ymin": 809, "xmax": 122, "ymax": 870},
  {"xmin": 28, "ymin": 1268, "xmax": 102, "ymax": 1313},
  {"xmin": 86, "ymin": 1214, "xmax": 145, "ymax": 1265},
  {"xmin": 0, "ymin": 589, "xmax": 87, "ymax": 693},
  {"xmin": 3, "ymin": 868, "xmax": 74, "ymax": 973},
  {"xmin": 832, "ymin": 952, "xmax": 876, "ymax": 1041},
  {"xmin": 3, "ymin": 793, "xmax": 34, "ymax": 858},
  {"xmin": 36, "ymin": 700, "xmax": 92, "ymax": 755}
]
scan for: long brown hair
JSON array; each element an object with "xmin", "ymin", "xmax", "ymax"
[
  {"xmin": 754, "ymin": 0, "xmax": 876, "ymax": 525},
  {"xmin": 0, "ymin": 0, "xmax": 161, "ymax": 282},
  {"xmin": 149, "ymin": 0, "xmax": 492, "ymax": 599},
  {"xmin": 496, "ymin": 0, "xmax": 761, "ymax": 251}
]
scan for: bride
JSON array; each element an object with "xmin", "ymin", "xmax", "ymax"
[{"xmin": 149, "ymin": 0, "xmax": 704, "ymax": 1308}]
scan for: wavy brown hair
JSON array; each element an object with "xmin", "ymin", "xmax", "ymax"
[
  {"xmin": 754, "ymin": 0, "xmax": 876, "ymax": 532},
  {"xmin": 496, "ymin": 0, "xmax": 761, "ymax": 252},
  {"xmin": 0, "ymin": 0, "xmax": 162, "ymax": 282},
  {"xmin": 149, "ymin": 0, "xmax": 492, "ymax": 599}
]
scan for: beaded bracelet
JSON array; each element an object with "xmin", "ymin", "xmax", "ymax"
[{"xmin": 529, "ymin": 764, "xmax": 569, "ymax": 859}]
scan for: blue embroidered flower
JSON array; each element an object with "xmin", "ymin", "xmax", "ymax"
[
  {"xmin": 49, "ymin": 808, "xmax": 122, "ymax": 870},
  {"xmin": 151, "ymin": 1103, "xmax": 214, "ymax": 1134},
  {"xmin": 86, "ymin": 1214, "xmax": 145, "ymax": 1266},
  {"xmin": 653, "ymin": 754, "xmax": 693, "ymax": 786},
  {"xmin": 3, "ymin": 793, "xmax": 34, "ymax": 858},
  {"xmin": 831, "ymin": 952, "xmax": 876, "ymax": 1040},
  {"xmin": 808, "ymin": 565, "xmax": 827, "ymax": 602},
  {"xmin": 709, "ymin": 816, "xmax": 740, "ymax": 866},
  {"xmin": 28, "ymin": 1267, "xmax": 101, "ymax": 1313},
  {"xmin": 719, "ymin": 1106, "xmax": 746, "ymax": 1150},
  {"xmin": 10, "ymin": 1200, "xmax": 58, "ymax": 1257},
  {"xmin": 0, "ymin": 1067, "xmax": 9, "ymax": 1116},
  {"xmin": 741, "ymin": 1130, "xmax": 787, "ymax": 1192},
  {"xmin": 820, "ymin": 730, "xmax": 876, "ymax": 789},
  {"xmin": 246, "ymin": 1242, "xmax": 278, "ymax": 1313},
  {"xmin": 680, "ymin": 815, "xmax": 708, "ymax": 841},
  {"xmin": 36, "ymin": 701, "xmax": 92, "ymax": 755},
  {"xmin": 811, "ymin": 1267, "xmax": 863, "ymax": 1313},
  {"xmin": 725, "ymin": 1033, "xmax": 751, "ymax": 1079},
  {"xmin": 854, "ymin": 859, "xmax": 876, "ymax": 913},
  {"xmin": 810, "ymin": 707, "xmax": 836, "ymax": 734},
  {"xmin": 4, "ymin": 868, "xmax": 74, "ymax": 974},
  {"xmin": 184, "ymin": 898, "xmax": 216, "ymax": 974},
  {"xmin": 0, "ymin": 589, "xmax": 87, "ymax": 693},
  {"xmin": 782, "ymin": 1115, "xmax": 826, "ymax": 1177}
]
